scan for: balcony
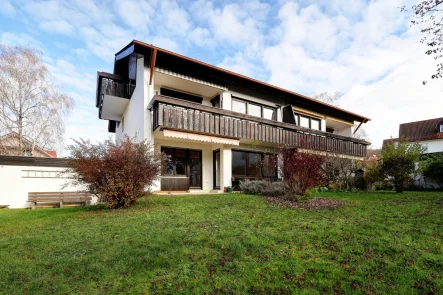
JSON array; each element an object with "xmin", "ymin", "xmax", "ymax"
[
  {"xmin": 96, "ymin": 72, "xmax": 135, "ymax": 121},
  {"xmin": 149, "ymin": 95, "xmax": 370, "ymax": 158}
]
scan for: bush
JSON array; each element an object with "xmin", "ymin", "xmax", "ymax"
[
  {"xmin": 354, "ymin": 172, "xmax": 367, "ymax": 190},
  {"xmin": 239, "ymin": 180, "xmax": 289, "ymax": 198},
  {"xmin": 421, "ymin": 153, "xmax": 443, "ymax": 188},
  {"xmin": 381, "ymin": 139, "xmax": 425, "ymax": 193},
  {"xmin": 67, "ymin": 136, "xmax": 163, "ymax": 209},
  {"xmin": 239, "ymin": 180, "xmax": 269, "ymax": 194},
  {"xmin": 279, "ymin": 148, "xmax": 327, "ymax": 195},
  {"xmin": 261, "ymin": 181, "xmax": 288, "ymax": 197},
  {"xmin": 325, "ymin": 157, "xmax": 356, "ymax": 191}
]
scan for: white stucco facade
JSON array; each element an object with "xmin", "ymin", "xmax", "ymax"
[{"xmin": 109, "ymin": 55, "xmax": 366, "ymax": 192}]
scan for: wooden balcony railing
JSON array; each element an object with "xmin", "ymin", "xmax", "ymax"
[
  {"xmin": 96, "ymin": 72, "xmax": 136, "ymax": 118},
  {"xmin": 149, "ymin": 95, "xmax": 370, "ymax": 157}
]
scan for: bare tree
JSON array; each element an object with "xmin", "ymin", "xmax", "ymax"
[
  {"xmin": 311, "ymin": 91, "xmax": 342, "ymax": 106},
  {"xmin": 0, "ymin": 44, "xmax": 74, "ymax": 156},
  {"xmin": 403, "ymin": 1, "xmax": 443, "ymax": 83},
  {"xmin": 312, "ymin": 91, "xmax": 370, "ymax": 142},
  {"xmin": 353, "ymin": 123, "xmax": 370, "ymax": 141}
]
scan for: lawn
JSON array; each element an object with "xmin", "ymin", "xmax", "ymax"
[{"xmin": 1, "ymin": 192, "xmax": 442, "ymax": 294}]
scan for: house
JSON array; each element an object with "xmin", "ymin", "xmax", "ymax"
[
  {"xmin": 0, "ymin": 132, "xmax": 56, "ymax": 158},
  {"xmin": 383, "ymin": 117, "xmax": 443, "ymax": 154},
  {"xmin": 95, "ymin": 40, "xmax": 371, "ymax": 192},
  {"xmin": 383, "ymin": 117, "xmax": 443, "ymax": 188}
]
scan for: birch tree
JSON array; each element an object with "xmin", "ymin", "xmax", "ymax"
[{"xmin": 0, "ymin": 44, "xmax": 74, "ymax": 155}]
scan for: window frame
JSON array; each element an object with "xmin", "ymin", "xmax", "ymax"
[
  {"xmin": 231, "ymin": 149, "xmax": 278, "ymax": 179},
  {"xmin": 161, "ymin": 147, "xmax": 202, "ymax": 181},
  {"xmin": 293, "ymin": 112, "xmax": 321, "ymax": 131},
  {"xmin": 160, "ymin": 87, "xmax": 203, "ymax": 104},
  {"xmin": 231, "ymin": 97, "xmax": 277, "ymax": 120}
]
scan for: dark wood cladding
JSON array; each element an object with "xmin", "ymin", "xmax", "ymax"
[
  {"xmin": 160, "ymin": 177, "xmax": 189, "ymax": 191},
  {"xmin": 151, "ymin": 95, "xmax": 369, "ymax": 157},
  {"xmin": 0, "ymin": 155, "xmax": 70, "ymax": 167},
  {"xmin": 96, "ymin": 71, "xmax": 136, "ymax": 119}
]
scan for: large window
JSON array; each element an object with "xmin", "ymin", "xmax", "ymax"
[
  {"xmin": 232, "ymin": 150, "xmax": 277, "ymax": 179},
  {"xmin": 160, "ymin": 88, "xmax": 203, "ymax": 104},
  {"xmin": 163, "ymin": 148, "xmax": 187, "ymax": 176},
  {"xmin": 231, "ymin": 97, "xmax": 276, "ymax": 120},
  {"xmin": 162, "ymin": 147, "xmax": 202, "ymax": 184},
  {"xmin": 293, "ymin": 112, "xmax": 321, "ymax": 131}
]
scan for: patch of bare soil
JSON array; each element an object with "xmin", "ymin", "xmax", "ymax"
[{"xmin": 265, "ymin": 197, "xmax": 345, "ymax": 209}]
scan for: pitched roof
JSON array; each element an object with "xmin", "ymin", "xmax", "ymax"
[
  {"xmin": 0, "ymin": 132, "xmax": 56, "ymax": 158},
  {"xmin": 399, "ymin": 117, "xmax": 443, "ymax": 139},
  {"xmin": 115, "ymin": 40, "xmax": 371, "ymax": 123}
]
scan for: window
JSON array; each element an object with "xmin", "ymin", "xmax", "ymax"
[
  {"xmin": 300, "ymin": 116, "xmax": 310, "ymax": 128},
  {"xmin": 160, "ymin": 88, "xmax": 203, "ymax": 104},
  {"xmin": 232, "ymin": 150, "xmax": 277, "ymax": 178},
  {"xmin": 440, "ymin": 124, "xmax": 443, "ymax": 132},
  {"xmin": 232, "ymin": 150, "xmax": 246, "ymax": 175},
  {"xmin": 311, "ymin": 119, "xmax": 320, "ymax": 130},
  {"xmin": 248, "ymin": 103, "xmax": 261, "ymax": 117},
  {"xmin": 248, "ymin": 153, "xmax": 261, "ymax": 177},
  {"xmin": 210, "ymin": 95, "xmax": 221, "ymax": 108},
  {"xmin": 161, "ymin": 148, "xmax": 202, "ymax": 188},
  {"xmin": 232, "ymin": 99, "xmax": 246, "ymax": 114},
  {"xmin": 232, "ymin": 97, "xmax": 277, "ymax": 120},
  {"xmin": 263, "ymin": 107, "xmax": 276, "ymax": 120},
  {"xmin": 293, "ymin": 112, "xmax": 321, "ymax": 131},
  {"xmin": 162, "ymin": 148, "xmax": 187, "ymax": 176}
]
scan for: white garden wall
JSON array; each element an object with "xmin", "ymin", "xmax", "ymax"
[{"xmin": 0, "ymin": 160, "xmax": 97, "ymax": 209}]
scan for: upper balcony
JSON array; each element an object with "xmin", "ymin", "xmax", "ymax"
[
  {"xmin": 149, "ymin": 95, "xmax": 370, "ymax": 158},
  {"xmin": 96, "ymin": 72, "xmax": 135, "ymax": 121}
]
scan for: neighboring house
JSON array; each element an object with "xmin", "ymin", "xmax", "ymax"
[
  {"xmin": 95, "ymin": 40, "xmax": 371, "ymax": 192},
  {"xmin": 0, "ymin": 132, "xmax": 56, "ymax": 158},
  {"xmin": 383, "ymin": 117, "xmax": 443, "ymax": 188}
]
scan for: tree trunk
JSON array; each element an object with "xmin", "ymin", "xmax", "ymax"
[{"xmin": 395, "ymin": 181, "xmax": 404, "ymax": 193}]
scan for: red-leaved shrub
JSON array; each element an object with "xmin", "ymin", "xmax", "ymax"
[
  {"xmin": 279, "ymin": 148, "xmax": 327, "ymax": 195},
  {"xmin": 67, "ymin": 137, "xmax": 163, "ymax": 209}
]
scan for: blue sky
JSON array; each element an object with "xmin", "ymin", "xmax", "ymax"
[{"xmin": 1, "ymin": 0, "xmax": 442, "ymax": 154}]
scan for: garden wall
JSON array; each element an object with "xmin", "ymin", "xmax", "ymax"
[{"xmin": 0, "ymin": 156, "xmax": 97, "ymax": 208}]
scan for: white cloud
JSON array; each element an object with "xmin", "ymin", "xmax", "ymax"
[
  {"xmin": 188, "ymin": 27, "xmax": 211, "ymax": 47},
  {"xmin": 114, "ymin": 0, "xmax": 154, "ymax": 30},
  {"xmin": 0, "ymin": 0, "xmax": 16, "ymax": 17},
  {"xmin": 5, "ymin": 0, "xmax": 442, "ymax": 153},
  {"xmin": 39, "ymin": 20, "xmax": 75, "ymax": 35},
  {"xmin": 0, "ymin": 32, "xmax": 45, "ymax": 52}
]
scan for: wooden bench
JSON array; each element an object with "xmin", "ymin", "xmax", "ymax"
[{"xmin": 27, "ymin": 192, "xmax": 92, "ymax": 209}]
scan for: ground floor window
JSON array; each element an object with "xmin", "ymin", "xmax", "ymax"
[
  {"xmin": 232, "ymin": 150, "xmax": 277, "ymax": 179},
  {"xmin": 161, "ymin": 147, "xmax": 202, "ymax": 189}
]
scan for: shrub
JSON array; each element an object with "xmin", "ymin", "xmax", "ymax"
[
  {"xmin": 239, "ymin": 180, "xmax": 289, "ymax": 198},
  {"xmin": 279, "ymin": 148, "xmax": 328, "ymax": 195},
  {"xmin": 354, "ymin": 172, "xmax": 367, "ymax": 190},
  {"xmin": 67, "ymin": 136, "xmax": 163, "ymax": 209},
  {"xmin": 381, "ymin": 139, "xmax": 425, "ymax": 193},
  {"xmin": 325, "ymin": 156, "xmax": 356, "ymax": 191},
  {"xmin": 421, "ymin": 153, "xmax": 443, "ymax": 188},
  {"xmin": 261, "ymin": 181, "xmax": 288, "ymax": 197},
  {"xmin": 239, "ymin": 180, "xmax": 269, "ymax": 194}
]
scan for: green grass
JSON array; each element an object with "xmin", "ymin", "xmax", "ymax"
[{"xmin": 1, "ymin": 191, "xmax": 442, "ymax": 294}]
